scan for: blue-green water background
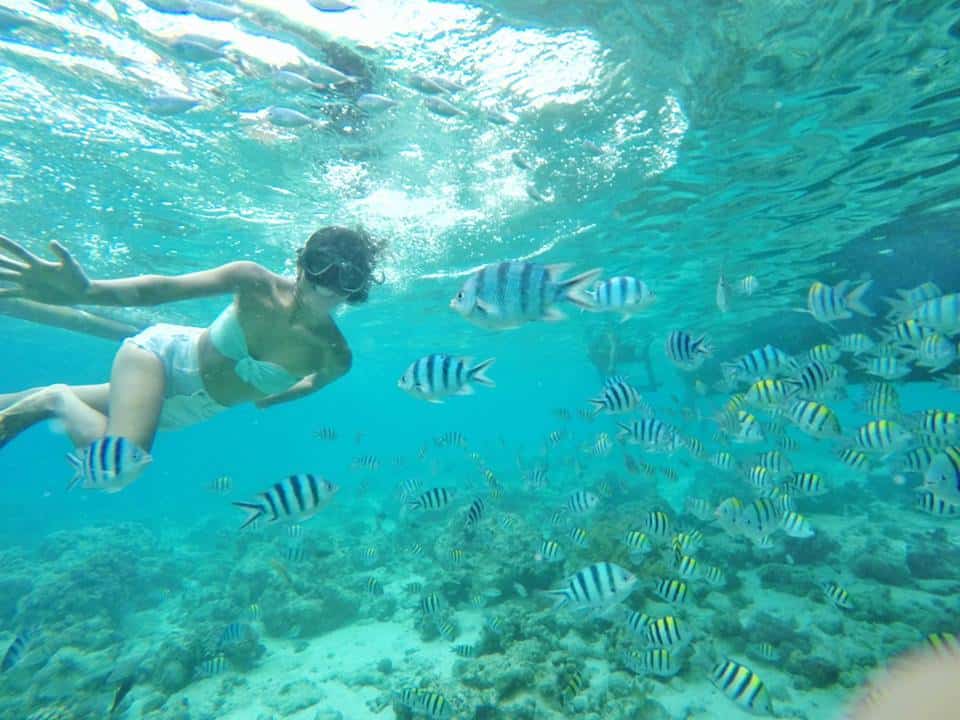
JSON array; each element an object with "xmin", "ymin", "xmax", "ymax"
[
  {"xmin": 2, "ymin": 0, "xmax": 959, "ymax": 537},
  {"xmin": 1, "ymin": 2, "xmax": 960, "ymax": 715}
]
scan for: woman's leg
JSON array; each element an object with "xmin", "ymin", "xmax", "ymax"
[
  {"xmin": 104, "ymin": 343, "xmax": 166, "ymax": 452},
  {"xmin": 0, "ymin": 383, "xmax": 111, "ymax": 449},
  {"xmin": 0, "ymin": 341, "xmax": 166, "ymax": 453}
]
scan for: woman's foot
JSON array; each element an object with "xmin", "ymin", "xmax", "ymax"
[{"xmin": 0, "ymin": 386, "xmax": 62, "ymax": 450}]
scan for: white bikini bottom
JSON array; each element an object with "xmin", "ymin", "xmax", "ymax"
[{"xmin": 124, "ymin": 324, "xmax": 229, "ymax": 431}]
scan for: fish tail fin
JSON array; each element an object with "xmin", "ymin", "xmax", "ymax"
[
  {"xmin": 845, "ymin": 280, "xmax": 874, "ymax": 317},
  {"xmin": 559, "ymin": 268, "xmax": 604, "ymax": 309},
  {"xmin": 66, "ymin": 452, "xmax": 83, "ymax": 491},
  {"xmin": 696, "ymin": 334, "xmax": 714, "ymax": 358},
  {"xmin": 542, "ymin": 589, "xmax": 570, "ymax": 610},
  {"xmin": 589, "ymin": 398, "xmax": 605, "ymax": 417},
  {"xmin": 232, "ymin": 502, "xmax": 266, "ymax": 530},
  {"xmin": 467, "ymin": 357, "xmax": 496, "ymax": 387}
]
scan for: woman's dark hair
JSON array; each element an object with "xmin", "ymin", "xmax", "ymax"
[{"xmin": 297, "ymin": 226, "xmax": 385, "ymax": 304}]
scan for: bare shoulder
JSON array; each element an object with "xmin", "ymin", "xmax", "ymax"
[{"xmin": 230, "ymin": 261, "xmax": 281, "ymax": 294}]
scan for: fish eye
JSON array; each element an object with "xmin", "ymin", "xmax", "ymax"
[{"xmin": 456, "ymin": 291, "xmax": 463, "ymax": 300}]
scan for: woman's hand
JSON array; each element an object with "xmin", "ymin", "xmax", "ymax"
[{"xmin": 0, "ymin": 235, "xmax": 92, "ymax": 305}]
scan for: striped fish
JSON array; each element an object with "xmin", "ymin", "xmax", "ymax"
[
  {"xmin": 914, "ymin": 333, "xmax": 957, "ymax": 371},
  {"xmin": 915, "ymin": 490, "xmax": 960, "ymax": 517},
  {"xmin": 451, "ymin": 643, "xmax": 476, "ymax": 658},
  {"xmin": 218, "ymin": 622, "xmax": 253, "ymax": 648},
  {"xmin": 450, "ymin": 260, "xmax": 602, "ymax": 329},
  {"xmin": 673, "ymin": 549, "xmax": 700, "ymax": 580},
  {"xmin": 586, "ymin": 276, "xmax": 656, "ymax": 320},
  {"xmin": 926, "ymin": 632, "xmax": 960, "ymax": 657},
  {"xmin": 745, "ymin": 379, "xmax": 793, "ymax": 408},
  {"xmin": 535, "ymin": 539, "xmax": 565, "ymax": 563},
  {"xmin": 898, "ymin": 446, "xmax": 939, "ymax": 474},
  {"xmin": 914, "ymin": 410, "xmax": 960, "ymax": 446},
  {"xmin": 623, "ymin": 609, "xmax": 653, "ymax": 635},
  {"xmin": 852, "ymin": 419, "xmax": 913, "ymax": 455},
  {"xmin": 786, "ymin": 398, "xmax": 842, "ymax": 438},
  {"xmin": 394, "ymin": 689, "xmax": 454, "ymax": 719},
  {"xmin": 433, "ymin": 616, "xmax": 457, "ymax": 641},
  {"xmin": 788, "ymin": 472, "xmax": 827, "ymax": 496},
  {"xmin": 645, "ymin": 615, "xmax": 689, "ymax": 650},
  {"xmin": 838, "ymin": 333, "xmax": 874, "ymax": 355},
  {"xmin": 722, "ymin": 344, "xmax": 796, "ymax": 383},
  {"xmin": 624, "ymin": 530, "xmax": 652, "ymax": 557},
  {"xmin": 408, "ymin": 487, "xmax": 456, "ymax": 511},
  {"xmin": 861, "ymin": 382, "xmax": 900, "ymax": 418},
  {"xmin": 590, "ymin": 376, "xmax": 651, "ymax": 416},
  {"xmin": 420, "ymin": 592, "xmax": 444, "ymax": 616},
  {"xmin": 545, "ymin": 562, "xmax": 637, "ymax": 611},
  {"xmin": 684, "ymin": 496, "xmax": 714, "ymax": 521},
  {"xmin": 781, "ymin": 511, "xmax": 814, "ymax": 538},
  {"xmin": 710, "ymin": 658, "xmax": 773, "ymax": 715},
  {"xmin": 738, "ymin": 497, "xmax": 782, "ymax": 535},
  {"xmin": 924, "ymin": 447, "xmax": 960, "ymax": 505},
  {"xmin": 859, "ymin": 355, "xmax": 912, "ymax": 380},
  {"xmin": 652, "ymin": 578, "xmax": 688, "ymax": 605},
  {"xmin": 398, "ymin": 354, "xmax": 495, "ymax": 402},
  {"xmin": 665, "ymin": 330, "xmax": 712, "ymax": 370},
  {"xmin": 806, "ymin": 279, "xmax": 873, "ymax": 322},
  {"xmin": 464, "ymin": 497, "xmax": 485, "ymax": 528},
  {"xmin": 617, "ymin": 419, "xmax": 676, "ymax": 450},
  {"xmin": 622, "ymin": 648, "xmax": 679, "ymax": 677},
  {"xmin": 196, "ymin": 654, "xmax": 228, "ymax": 677},
  {"xmin": 568, "ymin": 527, "xmax": 589, "ymax": 548},
  {"xmin": 641, "ymin": 510, "xmax": 671, "ymax": 540},
  {"xmin": 787, "ymin": 361, "xmax": 844, "ymax": 398},
  {"xmin": 66, "ymin": 436, "xmax": 152, "ymax": 492},
  {"xmin": 910, "ymin": 292, "xmax": 960, "ymax": 335},
  {"xmin": 566, "ymin": 490, "xmax": 599, "ymax": 514},
  {"xmin": 672, "ymin": 530, "xmax": 704, "ymax": 555},
  {"xmin": 837, "ymin": 447, "xmax": 872, "ymax": 472},
  {"xmin": 884, "ymin": 281, "xmax": 943, "ymax": 320},
  {"xmin": 702, "ymin": 565, "xmax": 726, "ymax": 587},
  {"xmin": 233, "ymin": 474, "xmax": 339, "ymax": 529},
  {"xmin": 821, "ymin": 580, "xmax": 854, "ymax": 609},
  {"xmin": 1, "ymin": 629, "xmax": 33, "ymax": 672}
]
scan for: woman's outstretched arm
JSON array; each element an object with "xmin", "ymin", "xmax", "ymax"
[
  {"xmin": 0, "ymin": 234, "xmax": 274, "ymax": 307},
  {"xmin": 0, "ymin": 298, "xmax": 143, "ymax": 341}
]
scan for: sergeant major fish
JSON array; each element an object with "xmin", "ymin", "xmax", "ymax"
[
  {"xmin": 233, "ymin": 474, "xmax": 338, "ymax": 529},
  {"xmin": 67, "ymin": 436, "xmax": 152, "ymax": 493},
  {"xmin": 545, "ymin": 562, "xmax": 637, "ymax": 612},
  {"xmin": 450, "ymin": 261, "xmax": 602, "ymax": 330},
  {"xmin": 585, "ymin": 276, "xmax": 656, "ymax": 321},
  {"xmin": 398, "ymin": 354, "xmax": 495, "ymax": 403}
]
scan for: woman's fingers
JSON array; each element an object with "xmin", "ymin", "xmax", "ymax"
[
  {"xmin": 0, "ymin": 254, "xmax": 28, "ymax": 272},
  {"xmin": 48, "ymin": 240, "xmax": 81, "ymax": 272},
  {"xmin": 0, "ymin": 268, "xmax": 22, "ymax": 281},
  {"xmin": 0, "ymin": 235, "xmax": 42, "ymax": 265},
  {"xmin": 0, "ymin": 287, "xmax": 23, "ymax": 299}
]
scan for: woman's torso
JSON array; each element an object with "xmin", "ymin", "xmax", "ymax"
[{"xmin": 195, "ymin": 278, "xmax": 348, "ymax": 406}]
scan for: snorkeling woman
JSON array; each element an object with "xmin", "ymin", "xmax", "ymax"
[{"xmin": 0, "ymin": 227, "xmax": 383, "ymax": 488}]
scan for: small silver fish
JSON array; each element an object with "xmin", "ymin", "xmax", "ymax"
[
  {"xmin": 190, "ymin": 0, "xmax": 244, "ymax": 21},
  {"xmin": 147, "ymin": 92, "xmax": 200, "ymax": 116},
  {"xmin": 717, "ymin": 269, "xmax": 731, "ymax": 313},
  {"xmin": 424, "ymin": 96, "xmax": 467, "ymax": 118},
  {"xmin": 265, "ymin": 107, "xmax": 318, "ymax": 128},
  {"xmin": 357, "ymin": 94, "xmax": 398, "ymax": 112}
]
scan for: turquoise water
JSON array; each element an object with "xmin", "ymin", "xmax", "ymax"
[{"xmin": 1, "ymin": 1, "xmax": 960, "ymax": 718}]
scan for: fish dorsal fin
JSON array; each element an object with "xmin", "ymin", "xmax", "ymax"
[{"xmin": 543, "ymin": 263, "xmax": 574, "ymax": 281}]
